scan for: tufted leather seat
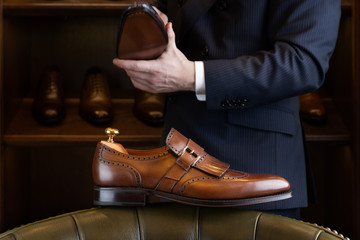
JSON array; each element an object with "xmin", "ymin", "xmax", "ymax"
[{"xmin": 0, "ymin": 204, "xmax": 348, "ymax": 240}]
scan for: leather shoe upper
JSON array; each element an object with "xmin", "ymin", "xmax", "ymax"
[
  {"xmin": 33, "ymin": 66, "xmax": 66, "ymax": 125},
  {"xmin": 133, "ymin": 89, "xmax": 165, "ymax": 126},
  {"xmin": 300, "ymin": 91, "xmax": 327, "ymax": 123},
  {"xmin": 79, "ymin": 67, "xmax": 113, "ymax": 125}
]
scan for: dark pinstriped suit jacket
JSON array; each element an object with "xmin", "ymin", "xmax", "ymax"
[{"xmin": 158, "ymin": 0, "xmax": 341, "ymax": 210}]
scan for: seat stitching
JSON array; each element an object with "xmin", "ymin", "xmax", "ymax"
[
  {"xmin": 314, "ymin": 230, "xmax": 323, "ymax": 240},
  {"xmin": 70, "ymin": 215, "xmax": 81, "ymax": 240},
  {"xmin": 253, "ymin": 212, "xmax": 262, "ymax": 240},
  {"xmin": 136, "ymin": 207, "xmax": 143, "ymax": 240},
  {"xmin": 196, "ymin": 207, "xmax": 200, "ymax": 240}
]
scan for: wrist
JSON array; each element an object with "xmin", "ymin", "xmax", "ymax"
[{"xmin": 183, "ymin": 60, "xmax": 196, "ymax": 92}]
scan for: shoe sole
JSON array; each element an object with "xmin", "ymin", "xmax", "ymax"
[
  {"xmin": 133, "ymin": 108, "xmax": 164, "ymax": 126},
  {"xmin": 79, "ymin": 111, "xmax": 113, "ymax": 126},
  {"xmin": 93, "ymin": 186, "xmax": 292, "ymax": 207},
  {"xmin": 116, "ymin": 3, "xmax": 168, "ymax": 60}
]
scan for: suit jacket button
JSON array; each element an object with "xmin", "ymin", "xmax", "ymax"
[
  {"xmin": 221, "ymin": 100, "xmax": 229, "ymax": 108},
  {"xmin": 241, "ymin": 99, "xmax": 248, "ymax": 107},
  {"xmin": 168, "ymin": 95, "xmax": 177, "ymax": 103},
  {"xmin": 201, "ymin": 46, "xmax": 209, "ymax": 57},
  {"xmin": 230, "ymin": 100, "xmax": 238, "ymax": 106}
]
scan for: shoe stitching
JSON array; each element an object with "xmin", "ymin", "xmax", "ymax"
[
  {"xmin": 179, "ymin": 175, "xmax": 249, "ymax": 195},
  {"xmin": 179, "ymin": 177, "xmax": 216, "ymax": 195},
  {"xmin": 166, "ymin": 129, "xmax": 178, "ymax": 153},
  {"xmin": 102, "ymin": 146, "xmax": 169, "ymax": 160},
  {"xmin": 193, "ymin": 153, "xmax": 207, "ymax": 167}
]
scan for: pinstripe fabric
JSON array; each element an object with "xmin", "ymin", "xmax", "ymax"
[{"xmin": 159, "ymin": 0, "xmax": 341, "ymax": 210}]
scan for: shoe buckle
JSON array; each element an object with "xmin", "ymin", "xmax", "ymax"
[{"xmin": 178, "ymin": 144, "xmax": 201, "ymax": 166}]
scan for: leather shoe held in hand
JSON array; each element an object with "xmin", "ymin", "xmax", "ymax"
[
  {"xmin": 33, "ymin": 66, "xmax": 66, "ymax": 126},
  {"xmin": 93, "ymin": 128, "xmax": 292, "ymax": 207},
  {"xmin": 79, "ymin": 67, "xmax": 113, "ymax": 125},
  {"xmin": 300, "ymin": 91, "xmax": 327, "ymax": 124},
  {"xmin": 134, "ymin": 89, "xmax": 165, "ymax": 126},
  {"xmin": 116, "ymin": 1, "xmax": 168, "ymax": 60}
]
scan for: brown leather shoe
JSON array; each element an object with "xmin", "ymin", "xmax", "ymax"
[
  {"xmin": 93, "ymin": 128, "xmax": 292, "ymax": 207},
  {"xmin": 116, "ymin": 2, "xmax": 168, "ymax": 60},
  {"xmin": 133, "ymin": 89, "xmax": 165, "ymax": 126},
  {"xmin": 33, "ymin": 66, "xmax": 66, "ymax": 125},
  {"xmin": 300, "ymin": 91, "xmax": 327, "ymax": 124},
  {"xmin": 79, "ymin": 67, "xmax": 113, "ymax": 125}
]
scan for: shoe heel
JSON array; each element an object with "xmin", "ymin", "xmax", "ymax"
[{"xmin": 94, "ymin": 187, "xmax": 150, "ymax": 207}]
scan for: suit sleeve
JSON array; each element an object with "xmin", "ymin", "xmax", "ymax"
[{"xmin": 204, "ymin": 0, "xmax": 341, "ymax": 110}]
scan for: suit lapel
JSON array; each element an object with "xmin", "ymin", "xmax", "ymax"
[{"xmin": 172, "ymin": 0, "xmax": 217, "ymax": 43}]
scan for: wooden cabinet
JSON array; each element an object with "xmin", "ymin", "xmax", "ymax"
[
  {"xmin": 0, "ymin": 0, "xmax": 163, "ymax": 231},
  {"xmin": 0, "ymin": 0, "xmax": 359, "ymax": 239},
  {"xmin": 300, "ymin": 1, "xmax": 360, "ymax": 239}
]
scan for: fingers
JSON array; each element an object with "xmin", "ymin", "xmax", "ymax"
[
  {"xmin": 152, "ymin": 6, "xmax": 168, "ymax": 25},
  {"xmin": 113, "ymin": 58, "xmax": 152, "ymax": 73}
]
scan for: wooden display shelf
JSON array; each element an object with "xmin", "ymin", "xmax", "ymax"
[
  {"xmin": 302, "ymin": 99, "xmax": 350, "ymax": 142},
  {"xmin": 341, "ymin": 0, "xmax": 352, "ymax": 16},
  {"xmin": 3, "ymin": 98, "xmax": 163, "ymax": 146},
  {"xmin": 3, "ymin": 97, "xmax": 350, "ymax": 146},
  {"xmin": 2, "ymin": 0, "xmax": 151, "ymax": 15}
]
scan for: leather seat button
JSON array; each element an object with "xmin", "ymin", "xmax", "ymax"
[{"xmin": 201, "ymin": 45, "xmax": 209, "ymax": 57}]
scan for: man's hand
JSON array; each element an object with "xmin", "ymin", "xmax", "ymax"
[{"xmin": 113, "ymin": 22, "xmax": 195, "ymax": 94}]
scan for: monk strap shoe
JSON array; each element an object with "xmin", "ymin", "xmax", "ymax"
[{"xmin": 92, "ymin": 128, "xmax": 292, "ymax": 207}]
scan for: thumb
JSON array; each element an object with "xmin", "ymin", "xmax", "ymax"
[{"xmin": 166, "ymin": 22, "xmax": 177, "ymax": 48}]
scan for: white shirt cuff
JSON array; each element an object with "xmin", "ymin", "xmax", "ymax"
[{"xmin": 195, "ymin": 61, "xmax": 206, "ymax": 101}]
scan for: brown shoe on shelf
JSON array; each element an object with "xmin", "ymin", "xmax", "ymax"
[
  {"xmin": 79, "ymin": 67, "xmax": 113, "ymax": 125},
  {"xmin": 33, "ymin": 65, "xmax": 66, "ymax": 126},
  {"xmin": 116, "ymin": 1, "xmax": 168, "ymax": 60},
  {"xmin": 93, "ymin": 128, "xmax": 292, "ymax": 207},
  {"xmin": 133, "ymin": 89, "xmax": 165, "ymax": 126},
  {"xmin": 300, "ymin": 91, "xmax": 327, "ymax": 124}
]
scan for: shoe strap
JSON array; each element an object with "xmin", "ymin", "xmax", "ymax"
[
  {"xmin": 157, "ymin": 128, "xmax": 230, "ymax": 192},
  {"xmin": 166, "ymin": 128, "xmax": 229, "ymax": 176}
]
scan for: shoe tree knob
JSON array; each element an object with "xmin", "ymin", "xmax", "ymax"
[{"xmin": 105, "ymin": 128, "xmax": 119, "ymax": 143}]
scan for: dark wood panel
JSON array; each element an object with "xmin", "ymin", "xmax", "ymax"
[
  {"xmin": 3, "ymin": 147, "xmax": 32, "ymax": 231},
  {"xmin": 352, "ymin": 0, "xmax": 360, "ymax": 238},
  {"xmin": 0, "ymin": 0, "xmax": 5, "ymax": 231},
  {"xmin": 301, "ymin": 142, "xmax": 354, "ymax": 239}
]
